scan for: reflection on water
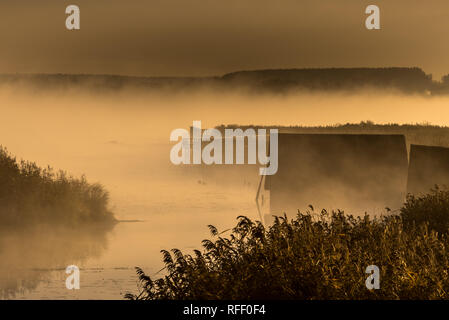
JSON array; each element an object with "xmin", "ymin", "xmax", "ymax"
[
  {"xmin": 1, "ymin": 182, "xmax": 257, "ymax": 300},
  {"xmin": 0, "ymin": 224, "xmax": 112, "ymax": 299}
]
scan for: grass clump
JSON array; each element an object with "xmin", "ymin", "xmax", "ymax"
[
  {"xmin": 127, "ymin": 192, "xmax": 449, "ymax": 300},
  {"xmin": 0, "ymin": 146, "xmax": 114, "ymax": 226}
]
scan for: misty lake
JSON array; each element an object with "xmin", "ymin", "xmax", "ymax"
[
  {"xmin": 3, "ymin": 87, "xmax": 449, "ymax": 299},
  {"xmin": 0, "ymin": 181, "xmax": 257, "ymax": 300}
]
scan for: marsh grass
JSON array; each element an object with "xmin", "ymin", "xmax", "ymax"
[
  {"xmin": 0, "ymin": 146, "xmax": 114, "ymax": 226},
  {"xmin": 127, "ymin": 189, "xmax": 449, "ymax": 300}
]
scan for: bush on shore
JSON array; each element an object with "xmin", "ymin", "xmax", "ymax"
[
  {"xmin": 127, "ymin": 189, "xmax": 449, "ymax": 300},
  {"xmin": 0, "ymin": 146, "xmax": 114, "ymax": 226}
]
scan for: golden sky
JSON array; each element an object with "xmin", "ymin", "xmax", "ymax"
[{"xmin": 0, "ymin": 0, "xmax": 447, "ymax": 79}]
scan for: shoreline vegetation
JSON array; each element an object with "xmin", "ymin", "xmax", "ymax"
[
  {"xmin": 0, "ymin": 146, "xmax": 115, "ymax": 227},
  {"xmin": 127, "ymin": 189, "xmax": 449, "ymax": 300},
  {"xmin": 218, "ymin": 122, "xmax": 449, "ymax": 150}
]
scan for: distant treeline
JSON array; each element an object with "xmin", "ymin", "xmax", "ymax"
[
  {"xmin": 221, "ymin": 67, "xmax": 434, "ymax": 93},
  {"xmin": 3, "ymin": 67, "xmax": 449, "ymax": 94},
  {"xmin": 0, "ymin": 147, "xmax": 115, "ymax": 227}
]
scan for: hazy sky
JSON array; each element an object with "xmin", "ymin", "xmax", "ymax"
[{"xmin": 0, "ymin": 0, "xmax": 448, "ymax": 78}]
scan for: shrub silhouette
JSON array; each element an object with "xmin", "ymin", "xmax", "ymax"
[
  {"xmin": 127, "ymin": 197, "xmax": 449, "ymax": 300},
  {"xmin": 401, "ymin": 188, "xmax": 449, "ymax": 234},
  {"xmin": 0, "ymin": 146, "xmax": 114, "ymax": 226}
]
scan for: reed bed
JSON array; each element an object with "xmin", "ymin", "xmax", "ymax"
[{"xmin": 128, "ymin": 189, "xmax": 449, "ymax": 300}]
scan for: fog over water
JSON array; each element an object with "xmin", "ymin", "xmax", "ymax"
[{"xmin": 1, "ymin": 84, "xmax": 448, "ymax": 299}]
